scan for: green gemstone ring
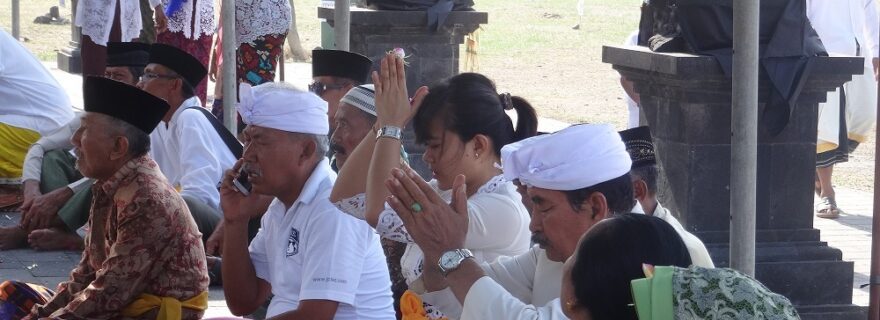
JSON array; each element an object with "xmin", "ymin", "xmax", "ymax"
[{"xmin": 410, "ymin": 202, "xmax": 423, "ymax": 213}]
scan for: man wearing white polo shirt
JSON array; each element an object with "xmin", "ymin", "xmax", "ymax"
[{"xmin": 219, "ymin": 82, "xmax": 394, "ymax": 319}]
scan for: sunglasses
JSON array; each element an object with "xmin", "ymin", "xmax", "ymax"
[{"xmin": 308, "ymin": 81, "xmax": 350, "ymax": 96}]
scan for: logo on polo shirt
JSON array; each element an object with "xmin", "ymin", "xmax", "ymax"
[{"xmin": 286, "ymin": 228, "xmax": 299, "ymax": 257}]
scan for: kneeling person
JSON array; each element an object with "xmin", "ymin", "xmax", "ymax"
[
  {"xmin": 27, "ymin": 77, "xmax": 209, "ymax": 319},
  {"xmin": 220, "ymin": 82, "xmax": 394, "ymax": 319}
]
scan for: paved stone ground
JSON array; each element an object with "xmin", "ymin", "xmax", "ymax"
[{"xmin": 813, "ymin": 187, "xmax": 875, "ymax": 306}]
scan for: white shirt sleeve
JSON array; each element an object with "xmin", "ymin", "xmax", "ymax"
[
  {"xmin": 332, "ymin": 193, "xmax": 367, "ymax": 220},
  {"xmin": 21, "ymin": 117, "xmax": 80, "ymax": 182},
  {"xmin": 863, "ymin": 0, "xmax": 880, "ymax": 58},
  {"xmin": 175, "ymin": 111, "xmax": 229, "ymax": 211},
  {"xmin": 298, "ymin": 209, "xmax": 372, "ymax": 305},
  {"xmin": 460, "ymin": 277, "xmax": 569, "ymax": 320},
  {"xmin": 463, "ymin": 193, "xmax": 530, "ymax": 252},
  {"xmin": 421, "ymin": 248, "xmax": 541, "ymax": 319},
  {"xmin": 249, "ymin": 214, "xmax": 272, "ymax": 282},
  {"xmin": 67, "ymin": 178, "xmax": 93, "ymax": 193},
  {"xmin": 375, "ymin": 192, "xmax": 528, "ymax": 254}
]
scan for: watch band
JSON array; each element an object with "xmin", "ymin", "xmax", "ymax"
[
  {"xmin": 438, "ymin": 248, "xmax": 474, "ymax": 275},
  {"xmin": 376, "ymin": 125, "xmax": 403, "ymax": 141}
]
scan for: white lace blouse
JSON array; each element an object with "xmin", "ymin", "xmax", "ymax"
[
  {"xmin": 234, "ymin": 0, "xmax": 292, "ymax": 45},
  {"xmin": 161, "ymin": 0, "xmax": 214, "ymax": 39},
  {"xmin": 334, "ymin": 175, "xmax": 532, "ymax": 286},
  {"xmin": 76, "ymin": 0, "xmax": 161, "ymax": 46}
]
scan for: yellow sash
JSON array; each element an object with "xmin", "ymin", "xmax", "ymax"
[{"xmin": 121, "ymin": 291, "xmax": 208, "ymax": 320}]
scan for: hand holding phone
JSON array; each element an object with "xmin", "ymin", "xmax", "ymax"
[{"xmin": 233, "ymin": 168, "xmax": 252, "ymax": 196}]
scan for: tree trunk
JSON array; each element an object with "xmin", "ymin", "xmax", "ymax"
[{"xmin": 286, "ymin": 0, "xmax": 311, "ymax": 61}]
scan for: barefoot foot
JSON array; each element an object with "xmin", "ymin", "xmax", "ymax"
[
  {"xmin": 28, "ymin": 228, "xmax": 84, "ymax": 251},
  {"xmin": 0, "ymin": 225, "xmax": 28, "ymax": 250}
]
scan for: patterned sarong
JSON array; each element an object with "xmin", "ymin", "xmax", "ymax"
[
  {"xmin": 236, "ymin": 33, "xmax": 287, "ymax": 86},
  {"xmin": 0, "ymin": 281, "xmax": 55, "ymax": 320}
]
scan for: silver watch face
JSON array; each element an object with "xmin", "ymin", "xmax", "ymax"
[{"xmin": 440, "ymin": 250, "xmax": 461, "ymax": 270}]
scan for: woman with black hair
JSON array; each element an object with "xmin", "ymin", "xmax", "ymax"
[
  {"xmin": 563, "ymin": 213, "xmax": 798, "ymax": 320},
  {"xmin": 562, "ymin": 213, "xmax": 692, "ymax": 320},
  {"xmin": 331, "ymin": 53, "xmax": 539, "ymax": 318}
]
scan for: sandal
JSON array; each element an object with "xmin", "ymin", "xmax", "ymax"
[{"xmin": 816, "ymin": 197, "xmax": 840, "ymax": 219}]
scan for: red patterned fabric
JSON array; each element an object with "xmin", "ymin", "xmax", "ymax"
[
  {"xmin": 30, "ymin": 156, "xmax": 209, "ymax": 319},
  {"xmin": 236, "ymin": 33, "xmax": 287, "ymax": 86},
  {"xmin": 157, "ymin": 30, "xmax": 213, "ymax": 106}
]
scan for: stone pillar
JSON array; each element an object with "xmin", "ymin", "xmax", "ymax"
[
  {"xmin": 603, "ymin": 45, "xmax": 866, "ymax": 319},
  {"xmin": 319, "ymin": 8, "xmax": 487, "ymax": 178},
  {"xmin": 58, "ymin": 0, "xmax": 82, "ymax": 74}
]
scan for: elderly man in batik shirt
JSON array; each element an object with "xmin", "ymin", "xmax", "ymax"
[{"xmin": 24, "ymin": 77, "xmax": 209, "ymax": 319}]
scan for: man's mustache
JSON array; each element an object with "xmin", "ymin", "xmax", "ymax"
[
  {"xmin": 330, "ymin": 143, "xmax": 346, "ymax": 155},
  {"xmin": 241, "ymin": 162, "xmax": 262, "ymax": 177},
  {"xmin": 531, "ymin": 232, "xmax": 548, "ymax": 247}
]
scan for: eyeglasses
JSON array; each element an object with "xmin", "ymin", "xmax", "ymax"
[
  {"xmin": 309, "ymin": 81, "xmax": 350, "ymax": 96},
  {"xmin": 104, "ymin": 71, "xmax": 130, "ymax": 82},
  {"xmin": 139, "ymin": 72, "xmax": 180, "ymax": 82}
]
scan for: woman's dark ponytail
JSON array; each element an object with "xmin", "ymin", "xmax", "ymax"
[{"xmin": 509, "ymin": 96, "xmax": 538, "ymax": 142}]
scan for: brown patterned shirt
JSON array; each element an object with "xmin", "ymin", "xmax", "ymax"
[{"xmin": 31, "ymin": 155, "xmax": 209, "ymax": 320}]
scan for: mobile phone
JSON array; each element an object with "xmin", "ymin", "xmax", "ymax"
[{"xmin": 233, "ymin": 169, "xmax": 252, "ymax": 196}]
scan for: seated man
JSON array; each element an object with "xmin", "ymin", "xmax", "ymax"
[
  {"xmin": 309, "ymin": 49, "xmax": 373, "ymax": 135},
  {"xmin": 138, "ymin": 43, "xmax": 239, "ymax": 242},
  {"xmin": 0, "ymin": 42, "xmax": 151, "ymax": 251},
  {"xmin": 619, "ymin": 126, "xmax": 715, "ymax": 268},
  {"xmin": 20, "ymin": 76, "xmax": 208, "ymax": 319},
  {"xmin": 0, "ymin": 29, "xmax": 73, "ymax": 208},
  {"xmin": 330, "ymin": 84, "xmax": 410, "ymax": 313},
  {"xmin": 385, "ymin": 124, "xmax": 637, "ymax": 319},
  {"xmin": 219, "ymin": 82, "xmax": 395, "ymax": 319}
]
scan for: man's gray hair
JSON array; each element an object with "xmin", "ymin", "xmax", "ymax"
[
  {"xmin": 288, "ymin": 132, "xmax": 329, "ymax": 160},
  {"xmin": 102, "ymin": 115, "xmax": 151, "ymax": 157}
]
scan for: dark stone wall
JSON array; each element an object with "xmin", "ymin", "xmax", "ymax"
[{"xmin": 603, "ymin": 45, "xmax": 867, "ymax": 319}]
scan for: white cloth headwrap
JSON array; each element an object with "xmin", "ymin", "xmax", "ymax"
[
  {"xmin": 500, "ymin": 124, "xmax": 632, "ymax": 191},
  {"xmin": 237, "ymin": 82, "xmax": 329, "ymax": 135},
  {"xmin": 339, "ymin": 84, "xmax": 376, "ymax": 116}
]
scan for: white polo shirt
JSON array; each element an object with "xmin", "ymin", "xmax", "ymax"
[{"xmin": 249, "ymin": 159, "xmax": 395, "ymax": 319}]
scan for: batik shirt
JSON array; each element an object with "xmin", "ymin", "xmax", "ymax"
[{"xmin": 31, "ymin": 155, "xmax": 209, "ymax": 320}]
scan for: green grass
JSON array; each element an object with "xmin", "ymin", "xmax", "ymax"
[{"xmin": 0, "ymin": 0, "xmax": 73, "ymax": 61}]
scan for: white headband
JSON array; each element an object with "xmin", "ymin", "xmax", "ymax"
[
  {"xmin": 237, "ymin": 82, "xmax": 329, "ymax": 135},
  {"xmin": 501, "ymin": 124, "xmax": 632, "ymax": 191}
]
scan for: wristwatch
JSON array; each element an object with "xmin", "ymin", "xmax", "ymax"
[
  {"xmin": 438, "ymin": 249, "xmax": 474, "ymax": 275},
  {"xmin": 376, "ymin": 125, "xmax": 403, "ymax": 141}
]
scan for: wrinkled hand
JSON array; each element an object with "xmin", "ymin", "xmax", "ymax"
[
  {"xmin": 385, "ymin": 167, "xmax": 468, "ymax": 260},
  {"xmin": 21, "ymin": 187, "xmax": 73, "ymax": 231},
  {"xmin": 219, "ymin": 159, "xmax": 273, "ymax": 224},
  {"xmin": 20, "ymin": 180, "xmax": 41, "ymax": 214},
  {"xmin": 154, "ymin": 6, "xmax": 168, "ymax": 33},
  {"xmin": 205, "ymin": 220, "xmax": 225, "ymax": 255},
  {"xmin": 372, "ymin": 53, "xmax": 429, "ymax": 128}
]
